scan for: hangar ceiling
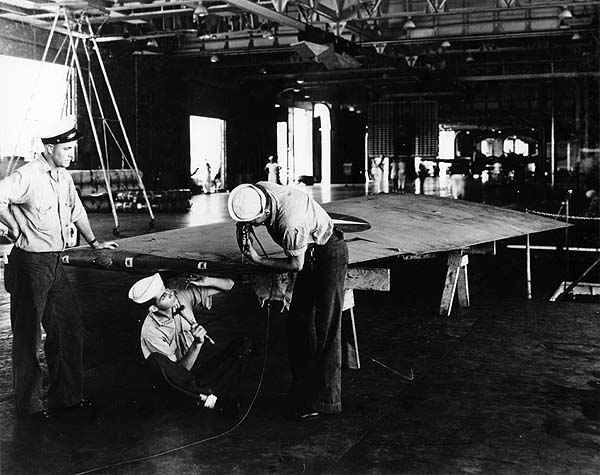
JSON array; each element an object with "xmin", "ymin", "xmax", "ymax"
[{"xmin": 1, "ymin": 1, "xmax": 599, "ymax": 96}]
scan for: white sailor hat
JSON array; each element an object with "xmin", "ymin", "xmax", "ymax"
[
  {"xmin": 227, "ymin": 184, "xmax": 267, "ymax": 222},
  {"xmin": 38, "ymin": 116, "xmax": 84, "ymax": 145},
  {"xmin": 128, "ymin": 273, "xmax": 165, "ymax": 304}
]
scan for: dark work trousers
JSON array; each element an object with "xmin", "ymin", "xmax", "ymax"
[
  {"xmin": 6, "ymin": 247, "xmax": 83, "ymax": 417},
  {"xmin": 145, "ymin": 337, "xmax": 252, "ymax": 403},
  {"xmin": 287, "ymin": 229, "xmax": 348, "ymax": 414}
]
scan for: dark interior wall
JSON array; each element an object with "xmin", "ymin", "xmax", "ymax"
[
  {"xmin": 330, "ymin": 106, "xmax": 366, "ymax": 184},
  {"xmin": 0, "ymin": 19, "xmax": 62, "ymax": 60},
  {"xmin": 108, "ymin": 55, "xmax": 281, "ymax": 190},
  {"xmin": 439, "ymin": 80, "xmax": 597, "ymax": 144}
]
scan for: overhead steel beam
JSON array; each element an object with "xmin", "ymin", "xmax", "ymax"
[
  {"xmin": 456, "ymin": 71, "xmax": 600, "ymax": 81},
  {"xmin": 0, "ymin": 11, "xmax": 86, "ymax": 38},
  {"xmin": 226, "ymin": 0, "xmax": 369, "ymax": 39},
  {"xmin": 225, "ymin": 0, "xmax": 307, "ymax": 30}
]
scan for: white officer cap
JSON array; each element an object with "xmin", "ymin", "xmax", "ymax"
[
  {"xmin": 128, "ymin": 273, "xmax": 165, "ymax": 304},
  {"xmin": 227, "ymin": 184, "xmax": 267, "ymax": 222},
  {"xmin": 37, "ymin": 115, "xmax": 83, "ymax": 145}
]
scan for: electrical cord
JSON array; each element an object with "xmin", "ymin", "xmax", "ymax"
[
  {"xmin": 74, "ymin": 301, "xmax": 271, "ymax": 475},
  {"xmin": 74, "ymin": 238, "xmax": 275, "ymax": 475}
]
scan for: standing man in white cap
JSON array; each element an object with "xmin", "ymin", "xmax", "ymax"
[
  {"xmin": 228, "ymin": 182, "xmax": 348, "ymax": 419},
  {"xmin": 128, "ymin": 273, "xmax": 251, "ymax": 413},
  {"xmin": 0, "ymin": 116, "xmax": 118, "ymax": 422}
]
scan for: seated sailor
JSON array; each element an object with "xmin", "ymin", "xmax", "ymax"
[{"xmin": 128, "ymin": 272, "xmax": 251, "ymax": 413}]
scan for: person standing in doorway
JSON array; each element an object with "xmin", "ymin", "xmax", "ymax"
[
  {"xmin": 227, "ymin": 182, "xmax": 348, "ymax": 419},
  {"xmin": 0, "ymin": 116, "xmax": 118, "ymax": 422},
  {"xmin": 264, "ymin": 155, "xmax": 281, "ymax": 184},
  {"xmin": 390, "ymin": 158, "xmax": 399, "ymax": 193}
]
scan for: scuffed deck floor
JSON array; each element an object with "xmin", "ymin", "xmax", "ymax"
[{"xmin": 2, "ymin": 186, "xmax": 600, "ymax": 474}]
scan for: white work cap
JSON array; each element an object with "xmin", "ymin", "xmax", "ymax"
[
  {"xmin": 128, "ymin": 273, "xmax": 165, "ymax": 304},
  {"xmin": 228, "ymin": 184, "xmax": 267, "ymax": 222},
  {"xmin": 37, "ymin": 115, "xmax": 83, "ymax": 145}
]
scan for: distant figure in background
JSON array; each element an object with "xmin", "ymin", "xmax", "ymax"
[
  {"xmin": 390, "ymin": 158, "xmax": 399, "ymax": 193},
  {"xmin": 212, "ymin": 165, "xmax": 222, "ymax": 191},
  {"xmin": 343, "ymin": 162, "xmax": 353, "ymax": 187},
  {"xmin": 449, "ymin": 159, "xmax": 470, "ymax": 200},
  {"xmin": 585, "ymin": 189, "xmax": 600, "ymax": 217},
  {"xmin": 398, "ymin": 159, "xmax": 407, "ymax": 193},
  {"xmin": 264, "ymin": 155, "xmax": 281, "ymax": 184},
  {"xmin": 370, "ymin": 156, "xmax": 384, "ymax": 194},
  {"xmin": 205, "ymin": 161, "xmax": 212, "ymax": 194},
  {"xmin": 0, "ymin": 116, "xmax": 118, "ymax": 422},
  {"xmin": 417, "ymin": 162, "xmax": 429, "ymax": 194}
]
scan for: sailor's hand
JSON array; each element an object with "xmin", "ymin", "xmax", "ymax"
[
  {"xmin": 6, "ymin": 227, "xmax": 21, "ymax": 242},
  {"xmin": 242, "ymin": 240, "xmax": 261, "ymax": 264},
  {"xmin": 190, "ymin": 275, "xmax": 208, "ymax": 286},
  {"xmin": 94, "ymin": 241, "xmax": 119, "ymax": 250},
  {"xmin": 192, "ymin": 325, "xmax": 207, "ymax": 345}
]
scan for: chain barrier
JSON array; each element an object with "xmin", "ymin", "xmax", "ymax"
[{"xmin": 526, "ymin": 209, "xmax": 600, "ymax": 221}]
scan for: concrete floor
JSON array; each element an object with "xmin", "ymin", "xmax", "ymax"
[{"xmin": 2, "ymin": 183, "xmax": 600, "ymax": 475}]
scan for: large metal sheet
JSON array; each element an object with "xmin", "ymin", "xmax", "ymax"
[
  {"xmin": 323, "ymin": 194, "xmax": 569, "ymax": 262},
  {"xmin": 109, "ymin": 194, "xmax": 569, "ymax": 266}
]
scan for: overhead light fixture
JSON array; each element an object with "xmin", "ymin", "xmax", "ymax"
[
  {"xmin": 146, "ymin": 38, "xmax": 158, "ymax": 48},
  {"xmin": 210, "ymin": 54, "xmax": 219, "ymax": 63},
  {"xmin": 571, "ymin": 32, "xmax": 581, "ymax": 40},
  {"xmin": 296, "ymin": 79, "xmax": 305, "ymax": 84},
  {"xmin": 465, "ymin": 53, "xmax": 475, "ymax": 62},
  {"xmin": 441, "ymin": 40, "xmax": 451, "ymax": 48},
  {"xmin": 274, "ymin": 103, "xmax": 281, "ymax": 108},
  {"xmin": 403, "ymin": 17, "xmax": 416, "ymax": 30},
  {"xmin": 193, "ymin": 1, "xmax": 209, "ymax": 18},
  {"xmin": 558, "ymin": 6, "xmax": 573, "ymax": 20}
]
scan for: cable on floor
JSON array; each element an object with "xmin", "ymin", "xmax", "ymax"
[{"xmin": 75, "ymin": 266, "xmax": 275, "ymax": 475}]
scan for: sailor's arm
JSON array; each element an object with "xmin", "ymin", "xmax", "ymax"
[
  {"xmin": 243, "ymin": 242, "xmax": 305, "ymax": 272},
  {"xmin": 179, "ymin": 325, "xmax": 206, "ymax": 370},
  {"xmin": 0, "ymin": 171, "xmax": 29, "ymax": 240}
]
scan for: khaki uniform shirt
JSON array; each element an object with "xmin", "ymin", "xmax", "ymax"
[
  {"xmin": 257, "ymin": 181, "xmax": 333, "ymax": 257},
  {"xmin": 0, "ymin": 157, "xmax": 86, "ymax": 252},
  {"xmin": 140, "ymin": 286, "xmax": 212, "ymax": 361}
]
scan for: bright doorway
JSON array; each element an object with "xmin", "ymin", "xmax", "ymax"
[
  {"xmin": 277, "ymin": 104, "xmax": 331, "ymax": 185},
  {"xmin": 189, "ymin": 115, "xmax": 226, "ymax": 193}
]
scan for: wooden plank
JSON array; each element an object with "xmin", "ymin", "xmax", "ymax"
[
  {"xmin": 440, "ymin": 251, "xmax": 462, "ymax": 317},
  {"xmin": 344, "ymin": 267, "xmax": 390, "ymax": 291},
  {"xmin": 457, "ymin": 256, "xmax": 470, "ymax": 308}
]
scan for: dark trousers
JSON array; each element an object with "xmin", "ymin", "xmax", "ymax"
[
  {"xmin": 145, "ymin": 337, "xmax": 252, "ymax": 402},
  {"xmin": 287, "ymin": 230, "xmax": 348, "ymax": 414},
  {"xmin": 6, "ymin": 248, "xmax": 83, "ymax": 416}
]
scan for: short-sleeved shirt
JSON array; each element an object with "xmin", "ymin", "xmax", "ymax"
[
  {"xmin": 256, "ymin": 181, "xmax": 333, "ymax": 257},
  {"xmin": 140, "ymin": 286, "xmax": 212, "ymax": 361},
  {"xmin": 0, "ymin": 157, "xmax": 86, "ymax": 252}
]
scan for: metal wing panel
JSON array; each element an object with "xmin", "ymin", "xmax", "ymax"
[
  {"xmin": 103, "ymin": 194, "xmax": 568, "ymax": 267},
  {"xmin": 322, "ymin": 194, "xmax": 569, "ymax": 261}
]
